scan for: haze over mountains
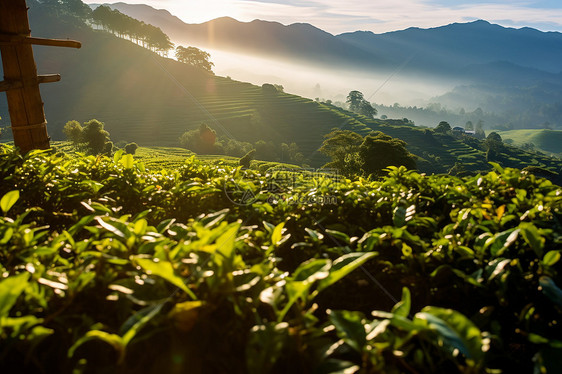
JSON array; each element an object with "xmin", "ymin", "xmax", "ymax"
[
  {"xmin": 92, "ymin": 2, "xmax": 562, "ymax": 129},
  {"xmin": 98, "ymin": 2, "xmax": 562, "ymax": 75}
]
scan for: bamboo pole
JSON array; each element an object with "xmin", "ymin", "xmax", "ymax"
[{"xmin": 0, "ymin": 0, "xmax": 50, "ymax": 153}]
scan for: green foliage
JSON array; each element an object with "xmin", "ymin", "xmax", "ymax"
[
  {"xmin": 63, "ymin": 119, "xmax": 112, "ymax": 155},
  {"xmin": 359, "ymin": 131, "xmax": 417, "ymax": 176},
  {"xmin": 175, "ymin": 46, "xmax": 214, "ymax": 72},
  {"xmin": 179, "ymin": 123, "xmax": 217, "ymax": 154},
  {"xmin": 92, "ymin": 5, "xmax": 172, "ymax": 55},
  {"xmin": 320, "ymin": 130, "xmax": 416, "ymax": 177},
  {"xmin": 319, "ymin": 130, "xmax": 364, "ymax": 177},
  {"xmin": 0, "ymin": 145, "xmax": 561, "ymax": 373},
  {"xmin": 124, "ymin": 142, "xmax": 138, "ymax": 155},
  {"xmin": 63, "ymin": 120, "xmax": 83, "ymax": 145},
  {"xmin": 83, "ymin": 119, "xmax": 110, "ymax": 153},
  {"xmin": 435, "ymin": 120, "xmax": 452, "ymax": 134},
  {"xmin": 239, "ymin": 149, "xmax": 256, "ymax": 168},
  {"xmin": 487, "ymin": 131, "xmax": 503, "ymax": 144},
  {"xmin": 486, "ymin": 132, "xmax": 504, "ymax": 161},
  {"xmin": 347, "ymin": 90, "xmax": 377, "ymax": 118}
]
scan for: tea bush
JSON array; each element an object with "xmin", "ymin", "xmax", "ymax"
[{"xmin": 1, "ymin": 145, "xmax": 561, "ymax": 373}]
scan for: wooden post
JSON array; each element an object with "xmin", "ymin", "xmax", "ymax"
[{"xmin": 0, "ymin": 0, "xmax": 80, "ymax": 153}]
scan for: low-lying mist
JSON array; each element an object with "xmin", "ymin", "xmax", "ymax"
[{"xmin": 181, "ymin": 44, "xmax": 459, "ymax": 109}]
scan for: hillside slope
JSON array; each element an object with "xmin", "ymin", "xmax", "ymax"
[
  {"xmin": 0, "ymin": 6, "xmax": 365, "ymax": 164},
  {"xmin": 1, "ymin": 4, "xmax": 559, "ymax": 174},
  {"xmin": 496, "ymin": 129, "xmax": 562, "ymax": 155}
]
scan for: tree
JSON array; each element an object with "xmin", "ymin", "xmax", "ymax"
[
  {"xmin": 485, "ymin": 132, "xmax": 503, "ymax": 161},
  {"xmin": 254, "ymin": 140, "xmax": 278, "ymax": 161},
  {"xmin": 63, "ymin": 120, "xmax": 83, "ymax": 146},
  {"xmin": 486, "ymin": 132, "xmax": 502, "ymax": 144},
  {"xmin": 465, "ymin": 121, "xmax": 474, "ymax": 131},
  {"xmin": 198, "ymin": 124, "xmax": 217, "ymax": 153},
  {"xmin": 319, "ymin": 130, "xmax": 363, "ymax": 177},
  {"xmin": 64, "ymin": 119, "xmax": 111, "ymax": 154},
  {"xmin": 37, "ymin": 0, "xmax": 92, "ymax": 18},
  {"xmin": 262, "ymin": 83, "xmax": 278, "ymax": 95},
  {"xmin": 346, "ymin": 91, "xmax": 377, "ymax": 118},
  {"xmin": 175, "ymin": 46, "xmax": 214, "ymax": 72},
  {"xmin": 91, "ymin": 6, "xmax": 172, "ymax": 55},
  {"xmin": 434, "ymin": 121, "xmax": 451, "ymax": 134},
  {"xmin": 82, "ymin": 119, "xmax": 111, "ymax": 154},
  {"xmin": 475, "ymin": 120, "xmax": 486, "ymax": 139},
  {"xmin": 359, "ymin": 131, "xmax": 416, "ymax": 177},
  {"xmin": 103, "ymin": 141, "xmax": 114, "ymax": 155},
  {"xmin": 239, "ymin": 149, "xmax": 256, "ymax": 168},
  {"xmin": 280, "ymin": 142, "xmax": 304, "ymax": 164},
  {"xmin": 179, "ymin": 124, "xmax": 217, "ymax": 154},
  {"xmin": 125, "ymin": 142, "xmax": 139, "ymax": 155}
]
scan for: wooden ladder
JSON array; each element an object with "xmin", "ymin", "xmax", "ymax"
[{"xmin": 0, "ymin": 0, "xmax": 81, "ymax": 153}]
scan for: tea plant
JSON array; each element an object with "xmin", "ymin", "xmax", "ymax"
[{"xmin": 0, "ymin": 144, "xmax": 561, "ymax": 373}]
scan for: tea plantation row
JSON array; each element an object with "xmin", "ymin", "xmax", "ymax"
[{"xmin": 0, "ymin": 145, "xmax": 561, "ymax": 373}]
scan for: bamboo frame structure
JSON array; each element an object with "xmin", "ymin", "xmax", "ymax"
[{"xmin": 0, "ymin": 0, "xmax": 81, "ymax": 153}]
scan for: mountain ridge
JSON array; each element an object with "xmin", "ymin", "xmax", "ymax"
[{"xmin": 94, "ymin": 1, "xmax": 562, "ymax": 97}]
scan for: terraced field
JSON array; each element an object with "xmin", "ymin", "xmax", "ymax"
[
  {"xmin": 496, "ymin": 129, "xmax": 562, "ymax": 155},
  {"xmin": 7, "ymin": 10, "xmax": 560, "ymax": 175}
]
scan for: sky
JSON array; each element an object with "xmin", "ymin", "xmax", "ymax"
[{"xmin": 84, "ymin": 0, "xmax": 562, "ymax": 34}]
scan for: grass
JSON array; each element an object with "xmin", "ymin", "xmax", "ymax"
[{"xmin": 495, "ymin": 129, "xmax": 562, "ymax": 155}]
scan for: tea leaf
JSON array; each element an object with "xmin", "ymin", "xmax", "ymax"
[{"xmin": 1, "ymin": 190, "xmax": 19, "ymax": 214}]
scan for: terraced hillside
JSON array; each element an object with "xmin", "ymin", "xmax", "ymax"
[
  {"xmin": 331, "ymin": 108, "xmax": 561, "ymax": 174},
  {"xmin": 2, "ymin": 6, "xmax": 560, "ymax": 175},
  {"xmin": 496, "ymin": 129, "xmax": 562, "ymax": 155},
  {"xmin": 0, "ymin": 6, "xmax": 360, "ymax": 165}
]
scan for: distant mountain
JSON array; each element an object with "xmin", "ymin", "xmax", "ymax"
[
  {"xmin": 338, "ymin": 20, "xmax": 562, "ymax": 74},
  {"xmin": 98, "ymin": 3, "xmax": 562, "ymax": 79},
  {"xmin": 93, "ymin": 3, "xmax": 390, "ymax": 70}
]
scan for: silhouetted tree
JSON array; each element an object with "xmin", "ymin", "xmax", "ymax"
[
  {"xmin": 125, "ymin": 142, "xmax": 139, "ymax": 155},
  {"xmin": 175, "ymin": 46, "xmax": 214, "ymax": 72},
  {"xmin": 92, "ymin": 6, "xmax": 172, "ymax": 55},
  {"xmin": 487, "ymin": 132, "xmax": 502, "ymax": 144},
  {"xmin": 179, "ymin": 124, "xmax": 217, "ymax": 154},
  {"xmin": 262, "ymin": 83, "xmax": 279, "ymax": 95},
  {"xmin": 104, "ymin": 141, "xmax": 114, "ymax": 155},
  {"xmin": 346, "ymin": 91, "xmax": 377, "ymax": 118},
  {"xmin": 280, "ymin": 142, "xmax": 304, "ymax": 164},
  {"xmin": 239, "ymin": 149, "xmax": 256, "ymax": 168},
  {"xmin": 475, "ymin": 120, "xmax": 486, "ymax": 139}
]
